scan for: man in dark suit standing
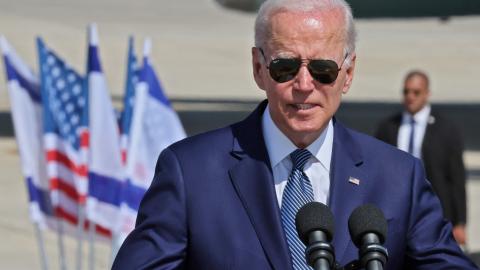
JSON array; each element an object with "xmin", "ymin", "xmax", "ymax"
[
  {"xmin": 375, "ymin": 70, "xmax": 468, "ymax": 245},
  {"xmin": 113, "ymin": 1, "xmax": 477, "ymax": 269}
]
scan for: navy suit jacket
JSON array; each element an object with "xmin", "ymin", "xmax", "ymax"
[{"xmin": 112, "ymin": 101, "xmax": 477, "ymax": 269}]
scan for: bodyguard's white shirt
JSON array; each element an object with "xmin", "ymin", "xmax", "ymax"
[
  {"xmin": 397, "ymin": 105, "xmax": 431, "ymax": 159},
  {"xmin": 261, "ymin": 105, "xmax": 333, "ymax": 207}
]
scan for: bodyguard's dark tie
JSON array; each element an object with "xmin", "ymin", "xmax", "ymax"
[
  {"xmin": 408, "ymin": 117, "xmax": 415, "ymax": 155},
  {"xmin": 281, "ymin": 149, "xmax": 314, "ymax": 270}
]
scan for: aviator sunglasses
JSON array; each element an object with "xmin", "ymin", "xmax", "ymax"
[{"xmin": 259, "ymin": 47, "xmax": 348, "ymax": 84}]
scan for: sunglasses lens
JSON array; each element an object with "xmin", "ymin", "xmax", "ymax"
[
  {"xmin": 308, "ymin": 60, "xmax": 339, "ymax": 84},
  {"xmin": 268, "ymin": 58, "xmax": 301, "ymax": 83},
  {"xmin": 403, "ymin": 88, "xmax": 421, "ymax": 96}
]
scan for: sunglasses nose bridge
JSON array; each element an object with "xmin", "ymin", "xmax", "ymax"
[
  {"xmin": 294, "ymin": 62, "xmax": 316, "ymax": 90},
  {"xmin": 299, "ymin": 58, "xmax": 310, "ymax": 65},
  {"xmin": 297, "ymin": 63, "xmax": 311, "ymax": 77}
]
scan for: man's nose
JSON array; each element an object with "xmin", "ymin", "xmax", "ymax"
[{"xmin": 294, "ymin": 65, "xmax": 315, "ymax": 92}]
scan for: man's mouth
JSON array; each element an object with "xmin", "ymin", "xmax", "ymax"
[{"xmin": 292, "ymin": 104, "xmax": 316, "ymax": 110}]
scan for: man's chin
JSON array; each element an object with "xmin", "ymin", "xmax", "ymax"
[
  {"xmin": 289, "ymin": 115, "xmax": 329, "ymax": 131},
  {"xmin": 287, "ymin": 123, "xmax": 325, "ymax": 137}
]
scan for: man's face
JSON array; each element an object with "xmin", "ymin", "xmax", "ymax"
[
  {"xmin": 403, "ymin": 75, "xmax": 430, "ymax": 115},
  {"xmin": 252, "ymin": 9, "xmax": 356, "ymax": 148}
]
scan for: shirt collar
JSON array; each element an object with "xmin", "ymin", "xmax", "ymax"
[
  {"xmin": 262, "ymin": 104, "xmax": 333, "ymax": 171},
  {"xmin": 403, "ymin": 104, "xmax": 431, "ymax": 125}
]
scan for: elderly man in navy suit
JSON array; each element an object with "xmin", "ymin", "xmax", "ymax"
[{"xmin": 112, "ymin": 0, "xmax": 477, "ymax": 269}]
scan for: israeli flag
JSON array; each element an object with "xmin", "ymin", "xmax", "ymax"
[
  {"xmin": 119, "ymin": 36, "xmax": 138, "ymax": 164},
  {"xmin": 118, "ymin": 38, "xmax": 186, "ymax": 240},
  {"xmin": 1, "ymin": 36, "xmax": 54, "ymax": 229},
  {"xmin": 85, "ymin": 24, "xmax": 124, "ymax": 236}
]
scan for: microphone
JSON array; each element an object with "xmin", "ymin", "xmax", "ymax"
[
  {"xmin": 348, "ymin": 204, "xmax": 388, "ymax": 270},
  {"xmin": 295, "ymin": 202, "xmax": 335, "ymax": 270}
]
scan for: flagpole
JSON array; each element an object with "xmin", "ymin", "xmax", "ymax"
[
  {"xmin": 56, "ymin": 218, "xmax": 68, "ymax": 270},
  {"xmin": 76, "ymin": 205, "xmax": 86, "ymax": 270},
  {"xmin": 33, "ymin": 222, "xmax": 50, "ymax": 270},
  {"xmin": 86, "ymin": 23, "xmax": 96, "ymax": 270},
  {"xmin": 110, "ymin": 232, "xmax": 122, "ymax": 267},
  {"xmin": 88, "ymin": 219, "xmax": 95, "ymax": 270}
]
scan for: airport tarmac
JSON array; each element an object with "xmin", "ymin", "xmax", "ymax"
[{"xmin": 0, "ymin": 0, "xmax": 480, "ymax": 107}]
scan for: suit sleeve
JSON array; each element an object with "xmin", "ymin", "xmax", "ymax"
[
  {"xmin": 404, "ymin": 159, "xmax": 476, "ymax": 269},
  {"xmin": 447, "ymin": 125, "xmax": 467, "ymax": 225},
  {"xmin": 112, "ymin": 148, "xmax": 187, "ymax": 270}
]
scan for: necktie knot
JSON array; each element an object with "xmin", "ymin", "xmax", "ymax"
[{"xmin": 290, "ymin": 149, "xmax": 312, "ymax": 170}]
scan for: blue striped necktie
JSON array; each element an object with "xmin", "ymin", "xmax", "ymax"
[
  {"xmin": 408, "ymin": 117, "xmax": 415, "ymax": 155},
  {"xmin": 281, "ymin": 149, "xmax": 314, "ymax": 270}
]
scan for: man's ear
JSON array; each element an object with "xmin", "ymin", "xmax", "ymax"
[
  {"xmin": 342, "ymin": 52, "xmax": 356, "ymax": 94},
  {"xmin": 252, "ymin": 47, "xmax": 266, "ymax": 91}
]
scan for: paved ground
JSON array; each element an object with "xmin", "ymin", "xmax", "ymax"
[{"xmin": 0, "ymin": 0, "xmax": 479, "ymax": 269}]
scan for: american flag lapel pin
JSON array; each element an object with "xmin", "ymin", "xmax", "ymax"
[{"xmin": 348, "ymin": 177, "xmax": 360, "ymax": 185}]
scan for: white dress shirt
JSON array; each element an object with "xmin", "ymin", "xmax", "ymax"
[
  {"xmin": 397, "ymin": 105, "xmax": 431, "ymax": 159},
  {"xmin": 262, "ymin": 105, "xmax": 333, "ymax": 207}
]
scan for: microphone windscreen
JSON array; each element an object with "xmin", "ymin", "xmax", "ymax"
[
  {"xmin": 348, "ymin": 204, "xmax": 387, "ymax": 246},
  {"xmin": 295, "ymin": 202, "xmax": 335, "ymax": 244}
]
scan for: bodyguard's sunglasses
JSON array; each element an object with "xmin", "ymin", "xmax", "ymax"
[
  {"xmin": 403, "ymin": 88, "xmax": 422, "ymax": 97},
  {"xmin": 259, "ymin": 47, "xmax": 348, "ymax": 84}
]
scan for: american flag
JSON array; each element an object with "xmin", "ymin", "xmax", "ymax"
[{"xmin": 37, "ymin": 37, "xmax": 89, "ymax": 230}]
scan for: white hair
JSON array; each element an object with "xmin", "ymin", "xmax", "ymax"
[{"xmin": 254, "ymin": 0, "xmax": 357, "ymax": 65}]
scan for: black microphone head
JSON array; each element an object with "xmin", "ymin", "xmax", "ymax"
[
  {"xmin": 348, "ymin": 204, "xmax": 387, "ymax": 246},
  {"xmin": 295, "ymin": 202, "xmax": 335, "ymax": 244}
]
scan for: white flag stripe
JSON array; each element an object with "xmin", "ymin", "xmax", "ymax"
[
  {"xmin": 114, "ymin": 205, "xmax": 138, "ymax": 243},
  {"xmin": 29, "ymin": 203, "xmax": 47, "ymax": 225},
  {"xmin": 125, "ymin": 82, "xmax": 147, "ymax": 186},
  {"xmin": 7, "ymin": 81, "xmax": 47, "ymax": 183},
  {"xmin": 88, "ymin": 23, "xmax": 99, "ymax": 46},
  {"xmin": 29, "ymin": 203, "xmax": 56, "ymax": 230},
  {"xmin": 86, "ymin": 197, "xmax": 120, "ymax": 229},
  {"xmin": 1, "ymin": 37, "xmax": 38, "ymax": 84},
  {"xmin": 127, "ymin": 92, "xmax": 185, "ymax": 188},
  {"xmin": 88, "ymin": 73, "xmax": 124, "ymax": 180}
]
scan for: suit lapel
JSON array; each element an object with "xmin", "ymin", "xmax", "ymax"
[
  {"xmin": 229, "ymin": 101, "xmax": 292, "ymax": 270},
  {"xmin": 328, "ymin": 120, "xmax": 367, "ymax": 263},
  {"xmin": 391, "ymin": 113, "xmax": 402, "ymax": 146},
  {"xmin": 422, "ymin": 112, "xmax": 436, "ymax": 157}
]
